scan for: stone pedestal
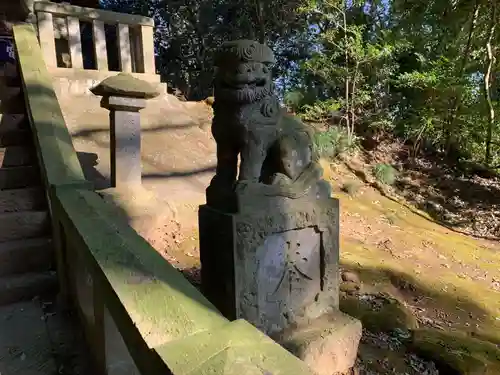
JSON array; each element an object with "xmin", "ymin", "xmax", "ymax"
[
  {"xmin": 200, "ymin": 188, "xmax": 340, "ymax": 335},
  {"xmin": 200, "ymin": 190, "xmax": 362, "ymax": 374},
  {"xmin": 90, "ymin": 72, "xmax": 159, "ymax": 188},
  {"xmin": 103, "ymin": 96, "xmax": 145, "ymax": 187},
  {"xmin": 278, "ymin": 310, "xmax": 362, "ymax": 375}
]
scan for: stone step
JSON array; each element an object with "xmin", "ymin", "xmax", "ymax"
[
  {"xmin": 0, "ymin": 165, "xmax": 40, "ymax": 189},
  {"xmin": 0, "ymin": 187, "xmax": 46, "ymax": 212},
  {"xmin": 0, "ymin": 145, "xmax": 35, "ymax": 167},
  {"xmin": 0, "ymin": 238, "xmax": 53, "ymax": 276},
  {"xmin": 0, "ymin": 113, "xmax": 29, "ymax": 132},
  {"xmin": 0, "ymin": 62, "xmax": 18, "ymax": 79},
  {"xmin": 0, "ymin": 86, "xmax": 21, "ymax": 101},
  {"xmin": 0, "ymin": 62, "xmax": 20, "ymax": 86},
  {"xmin": 0, "ymin": 271, "xmax": 57, "ymax": 307},
  {"xmin": 0, "ymin": 128, "xmax": 32, "ymax": 147},
  {"xmin": 0, "ymin": 89, "xmax": 24, "ymax": 114},
  {"xmin": 0, "ymin": 211, "xmax": 50, "ymax": 243}
]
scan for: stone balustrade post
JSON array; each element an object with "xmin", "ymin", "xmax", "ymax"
[
  {"xmin": 67, "ymin": 16, "xmax": 83, "ymax": 69},
  {"xmin": 140, "ymin": 25, "xmax": 155, "ymax": 74},
  {"xmin": 37, "ymin": 10, "xmax": 57, "ymax": 68},
  {"xmin": 91, "ymin": 73, "xmax": 159, "ymax": 188},
  {"xmin": 92, "ymin": 20, "xmax": 108, "ymax": 71}
]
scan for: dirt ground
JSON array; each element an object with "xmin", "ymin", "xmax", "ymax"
[
  {"xmin": 157, "ymin": 157, "xmax": 500, "ymax": 375},
  {"xmin": 57, "ymin": 90, "xmax": 500, "ymax": 374},
  {"xmin": 325, "ymin": 160, "xmax": 500, "ymax": 374}
]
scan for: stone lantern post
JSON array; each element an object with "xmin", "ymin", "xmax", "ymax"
[{"xmin": 91, "ymin": 73, "xmax": 159, "ymax": 188}]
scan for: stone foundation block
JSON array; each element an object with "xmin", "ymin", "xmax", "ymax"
[{"xmin": 278, "ymin": 310, "xmax": 362, "ymax": 375}]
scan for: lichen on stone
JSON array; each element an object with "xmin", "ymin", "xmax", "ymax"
[{"xmin": 90, "ymin": 72, "xmax": 160, "ymax": 99}]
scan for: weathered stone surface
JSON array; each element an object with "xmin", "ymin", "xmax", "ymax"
[
  {"xmin": 0, "ymin": 187, "xmax": 46, "ymax": 212},
  {"xmin": 0, "ymin": 272, "xmax": 57, "ymax": 306},
  {"xmin": 0, "ymin": 211, "xmax": 50, "ymax": 242},
  {"xmin": 0, "ymin": 114, "xmax": 29, "ymax": 132},
  {"xmin": 90, "ymin": 72, "xmax": 160, "ymax": 99},
  {"xmin": 11, "ymin": 23, "xmax": 314, "ymax": 375},
  {"xmin": 156, "ymin": 319, "xmax": 315, "ymax": 375},
  {"xmin": 0, "ymin": 86, "xmax": 21, "ymax": 101},
  {"xmin": 0, "ymin": 128, "xmax": 31, "ymax": 147},
  {"xmin": 0, "ymin": 165, "xmax": 40, "ymax": 189},
  {"xmin": 278, "ymin": 310, "xmax": 362, "ymax": 375},
  {"xmin": 56, "ymin": 187, "xmax": 228, "ymax": 349},
  {"xmin": 92, "ymin": 74, "xmax": 159, "ymax": 187},
  {"xmin": 0, "ymin": 238, "xmax": 53, "ymax": 277},
  {"xmin": 206, "ymin": 39, "xmax": 330, "ymax": 212},
  {"xmin": 0, "ymin": 61, "xmax": 19, "ymax": 85},
  {"xmin": 200, "ymin": 194, "xmax": 340, "ymax": 335},
  {"xmin": 200, "ymin": 39, "xmax": 360, "ymax": 374},
  {"xmin": 0, "ymin": 88, "xmax": 25, "ymax": 114},
  {"xmin": 253, "ymin": 227, "xmax": 322, "ymax": 334},
  {"xmin": 14, "ymin": 24, "xmax": 90, "ymax": 188},
  {"xmin": 48, "ymin": 68, "xmax": 162, "ymax": 96},
  {"xmin": 199, "ymin": 204, "xmax": 236, "ymax": 320},
  {"xmin": 0, "ymin": 146, "xmax": 35, "ymax": 167},
  {"xmin": 33, "ymin": 1, "xmax": 154, "ymax": 27},
  {"xmin": 107, "ymin": 106, "xmax": 142, "ymax": 187}
]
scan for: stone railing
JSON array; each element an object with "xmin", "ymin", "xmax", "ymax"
[
  {"xmin": 13, "ymin": 23, "xmax": 314, "ymax": 375},
  {"xmin": 33, "ymin": 1, "xmax": 155, "ymax": 75}
]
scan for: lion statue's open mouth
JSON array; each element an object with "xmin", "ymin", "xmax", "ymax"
[
  {"xmin": 215, "ymin": 74, "xmax": 272, "ymax": 103},
  {"xmin": 214, "ymin": 63, "xmax": 272, "ymax": 103},
  {"xmin": 222, "ymin": 77, "xmax": 267, "ymax": 89}
]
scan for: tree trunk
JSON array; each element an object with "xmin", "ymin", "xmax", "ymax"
[
  {"xmin": 484, "ymin": 1, "xmax": 497, "ymax": 166},
  {"xmin": 445, "ymin": 0, "xmax": 480, "ymax": 155},
  {"xmin": 254, "ymin": 0, "xmax": 266, "ymax": 43},
  {"xmin": 341, "ymin": 4, "xmax": 353, "ymax": 141}
]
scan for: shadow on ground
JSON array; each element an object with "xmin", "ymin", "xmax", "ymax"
[
  {"xmin": 393, "ymin": 152, "xmax": 500, "ymax": 240},
  {"xmin": 77, "ymin": 151, "xmax": 110, "ymax": 189},
  {"xmin": 158, "ymin": 258, "xmax": 500, "ymax": 375},
  {"xmin": 339, "ymin": 262, "xmax": 500, "ymax": 375},
  {"xmin": 348, "ymin": 140, "xmax": 500, "ymax": 241}
]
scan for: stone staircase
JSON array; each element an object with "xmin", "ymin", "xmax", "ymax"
[{"xmin": 0, "ymin": 60, "xmax": 57, "ymax": 307}]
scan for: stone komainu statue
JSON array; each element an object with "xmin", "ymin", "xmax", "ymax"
[
  {"xmin": 200, "ymin": 42, "xmax": 358, "ymax": 375},
  {"xmin": 208, "ymin": 40, "xmax": 330, "ymax": 206}
]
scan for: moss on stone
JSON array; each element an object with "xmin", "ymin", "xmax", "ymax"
[
  {"xmin": 411, "ymin": 329, "xmax": 500, "ymax": 375},
  {"xmin": 13, "ymin": 24, "xmax": 90, "ymax": 188},
  {"xmin": 90, "ymin": 72, "xmax": 160, "ymax": 99},
  {"xmin": 156, "ymin": 319, "xmax": 314, "ymax": 375},
  {"xmin": 340, "ymin": 293, "xmax": 419, "ymax": 333},
  {"xmin": 54, "ymin": 187, "xmax": 228, "ymax": 348}
]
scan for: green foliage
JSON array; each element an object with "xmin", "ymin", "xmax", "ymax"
[
  {"xmin": 314, "ymin": 126, "xmax": 359, "ymax": 159},
  {"xmin": 373, "ymin": 163, "xmax": 398, "ymax": 185},
  {"xmin": 104, "ymin": 0, "xmax": 500, "ymax": 168},
  {"xmin": 283, "ymin": 90, "xmax": 305, "ymax": 112},
  {"xmin": 301, "ymin": 99, "xmax": 342, "ymax": 122}
]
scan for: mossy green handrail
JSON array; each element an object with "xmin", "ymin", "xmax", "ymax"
[{"xmin": 12, "ymin": 22, "xmax": 314, "ymax": 375}]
